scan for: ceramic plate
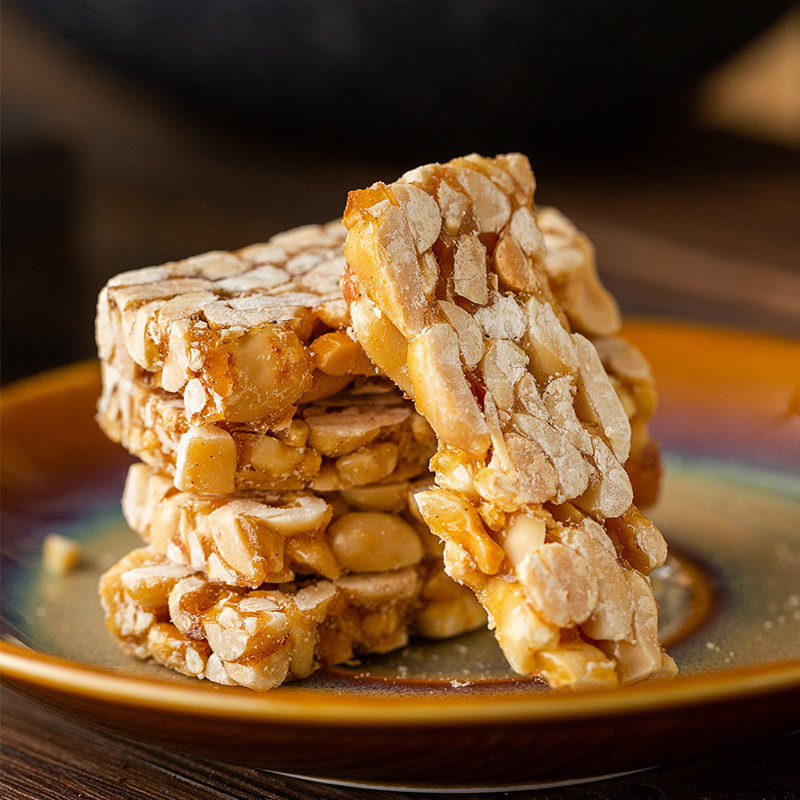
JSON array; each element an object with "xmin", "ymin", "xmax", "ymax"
[{"xmin": 2, "ymin": 320, "xmax": 799, "ymax": 792}]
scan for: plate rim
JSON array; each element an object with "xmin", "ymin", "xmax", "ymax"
[{"xmin": 3, "ymin": 641, "xmax": 800, "ymax": 727}]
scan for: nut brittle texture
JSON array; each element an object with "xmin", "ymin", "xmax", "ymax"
[
  {"xmin": 99, "ymin": 546, "xmax": 486, "ymax": 691},
  {"xmin": 122, "ymin": 462, "xmax": 445, "ymax": 589},
  {"xmin": 342, "ymin": 153, "xmax": 673, "ymax": 688},
  {"xmin": 594, "ymin": 335, "xmax": 662, "ymax": 509},
  {"xmin": 98, "ymin": 366, "xmax": 436, "ymax": 493},
  {"xmin": 96, "ymin": 221, "xmax": 377, "ymax": 429}
]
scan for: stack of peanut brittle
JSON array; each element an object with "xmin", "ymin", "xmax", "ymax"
[
  {"xmin": 342, "ymin": 153, "xmax": 676, "ymax": 689},
  {"xmin": 95, "ymin": 221, "xmax": 486, "ymax": 691},
  {"xmin": 96, "ymin": 153, "xmax": 676, "ymax": 693}
]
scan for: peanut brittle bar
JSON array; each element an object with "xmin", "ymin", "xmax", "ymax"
[
  {"xmin": 342, "ymin": 153, "xmax": 675, "ymax": 689},
  {"xmin": 98, "ymin": 367, "xmax": 436, "ymax": 493},
  {"xmin": 99, "ymin": 545, "xmax": 486, "ymax": 690},
  {"xmin": 122, "ymin": 462, "xmax": 445, "ymax": 590},
  {"xmin": 96, "ymin": 221, "xmax": 378, "ymax": 430}
]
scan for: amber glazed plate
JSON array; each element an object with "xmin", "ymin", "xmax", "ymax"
[{"xmin": 2, "ymin": 319, "xmax": 799, "ymax": 792}]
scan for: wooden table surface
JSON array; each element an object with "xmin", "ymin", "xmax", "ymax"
[{"xmin": 2, "ymin": 7, "xmax": 800, "ymax": 798}]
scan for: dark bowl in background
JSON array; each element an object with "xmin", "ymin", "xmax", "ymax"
[{"xmin": 12, "ymin": 0, "xmax": 797, "ymax": 158}]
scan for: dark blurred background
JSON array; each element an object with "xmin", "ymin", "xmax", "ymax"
[{"xmin": 2, "ymin": 0, "xmax": 799, "ymax": 383}]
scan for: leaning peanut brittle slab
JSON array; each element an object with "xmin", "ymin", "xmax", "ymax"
[
  {"xmin": 99, "ymin": 545, "xmax": 486, "ymax": 691},
  {"xmin": 342, "ymin": 153, "xmax": 675, "ymax": 689}
]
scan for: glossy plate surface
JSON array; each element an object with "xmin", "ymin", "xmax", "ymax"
[{"xmin": 2, "ymin": 319, "xmax": 799, "ymax": 791}]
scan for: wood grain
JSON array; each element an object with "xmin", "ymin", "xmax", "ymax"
[{"xmin": 2, "ymin": 689, "xmax": 799, "ymax": 799}]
